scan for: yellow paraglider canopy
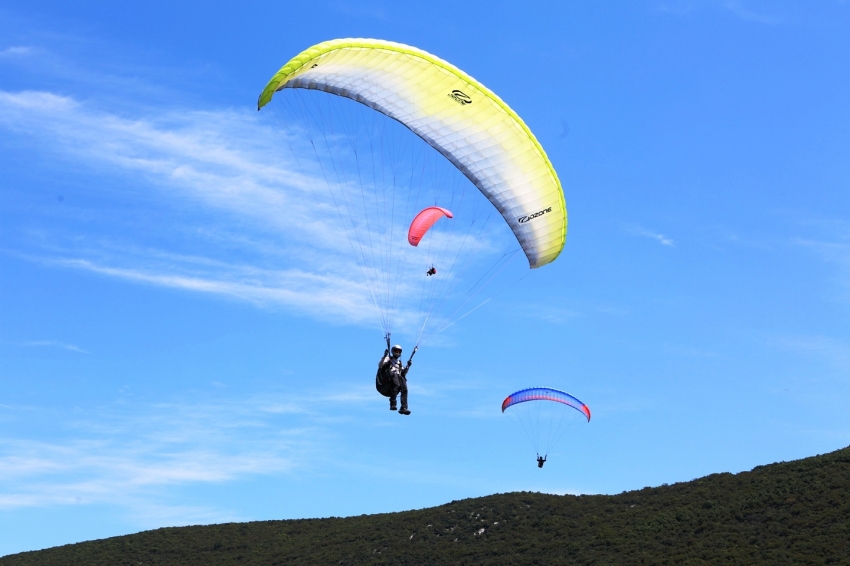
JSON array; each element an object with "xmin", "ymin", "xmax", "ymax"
[{"xmin": 258, "ymin": 38, "xmax": 566, "ymax": 268}]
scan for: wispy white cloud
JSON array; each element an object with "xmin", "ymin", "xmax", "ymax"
[
  {"xmin": 0, "ymin": 89, "xmax": 508, "ymax": 333},
  {"xmin": 0, "ymin": 91, "xmax": 323, "ymax": 243},
  {"xmin": 53, "ymin": 257, "xmax": 376, "ymax": 325},
  {"xmin": 0, "ymin": 380, "xmax": 395, "ymax": 515},
  {"xmin": 624, "ymin": 224, "xmax": 674, "ymax": 246},
  {"xmin": 0, "ymin": 46, "xmax": 34, "ymax": 58},
  {"xmin": 794, "ymin": 232, "xmax": 850, "ymax": 301},
  {"xmin": 21, "ymin": 340, "xmax": 88, "ymax": 354},
  {"xmin": 794, "ymin": 235, "xmax": 850, "ymax": 265},
  {"xmin": 773, "ymin": 334, "xmax": 850, "ymax": 371},
  {"xmin": 0, "ymin": 388, "xmax": 347, "ymax": 519}
]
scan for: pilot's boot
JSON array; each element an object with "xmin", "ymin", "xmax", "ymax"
[
  {"xmin": 398, "ymin": 389, "xmax": 410, "ymax": 415},
  {"xmin": 389, "ymin": 397, "xmax": 397, "ymax": 411}
]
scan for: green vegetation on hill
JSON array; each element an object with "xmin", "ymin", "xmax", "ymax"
[{"xmin": 4, "ymin": 446, "xmax": 850, "ymax": 565}]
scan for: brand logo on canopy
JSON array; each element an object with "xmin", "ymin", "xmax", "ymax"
[
  {"xmin": 448, "ymin": 90, "xmax": 472, "ymax": 105},
  {"xmin": 518, "ymin": 207, "xmax": 553, "ymax": 224}
]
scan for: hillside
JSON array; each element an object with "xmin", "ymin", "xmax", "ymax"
[{"xmin": 3, "ymin": 446, "xmax": 850, "ymax": 565}]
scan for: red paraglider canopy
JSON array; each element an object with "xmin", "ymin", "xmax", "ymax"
[{"xmin": 408, "ymin": 206, "xmax": 453, "ymax": 246}]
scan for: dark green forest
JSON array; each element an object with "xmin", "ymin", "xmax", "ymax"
[{"xmin": 3, "ymin": 446, "xmax": 850, "ymax": 565}]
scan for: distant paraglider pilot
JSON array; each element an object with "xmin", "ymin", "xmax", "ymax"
[
  {"xmin": 376, "ymin": 340, "xmax": 413, "ymax": 415},
  {"xmin": 502, "ymin": 388, "xmax": 590, "ymax": 469},
  {"xmin": 426, "ymin": 266, "xmax": 437, "ymax": 276}
]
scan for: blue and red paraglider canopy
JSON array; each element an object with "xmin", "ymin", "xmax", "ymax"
[{"xmin": 501, "ymin": 387, "xmax": 591, "ymax": 421}]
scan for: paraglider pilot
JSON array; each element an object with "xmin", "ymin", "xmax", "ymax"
[
  {"xmin": 426, "ymin": 266, "xmax": 437, "ymax": 276},
  {"xmin": 537, "ymin": 455, "xmax": 546, "ymax": 468},
  {"xmin": 379, "ymin": 341, "xmax": 413, "ymax": 415}
]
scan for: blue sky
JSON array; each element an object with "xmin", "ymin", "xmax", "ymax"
[{"xmin": 2, "ymin": 0, "xmax": 850, "ymax": 556}]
